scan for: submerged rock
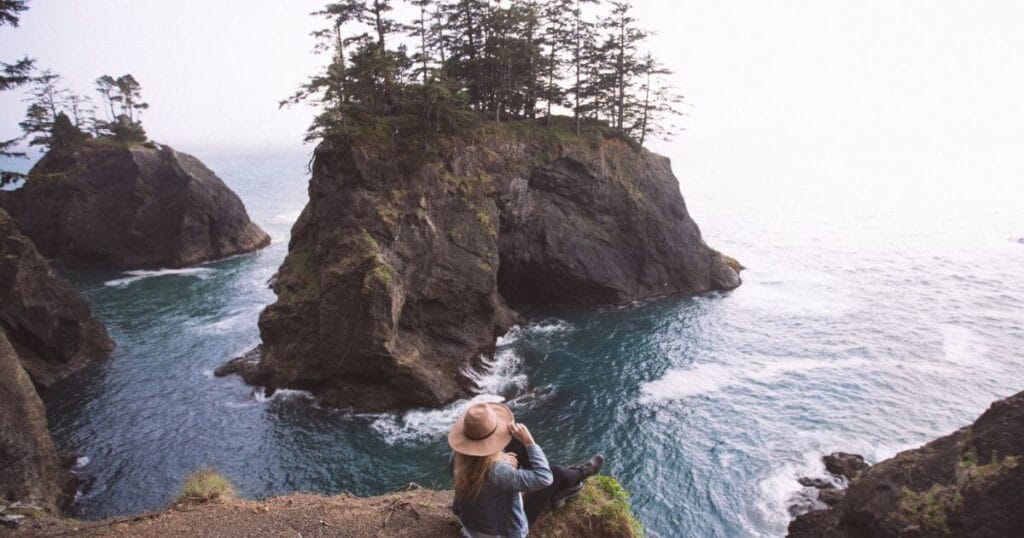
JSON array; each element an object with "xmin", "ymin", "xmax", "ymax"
[
  {"xmin": 788, "ymin": 390, "xmax": 1024, "ymax": 537},
  {"xmin": 0, "ymin": 141, "xmax": 270, "ymax": 270},
  {"xmin": 228, "ymin": 120, "xmax": 741, "ymax": 411},
  {"xmin": 0, "ymin": 209, "xmax": 114, "ymax": 388}
]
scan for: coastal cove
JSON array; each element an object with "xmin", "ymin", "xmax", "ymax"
[{"xmin": 36, "ymin": 149, "xmax": 1024, "ymax": 537}]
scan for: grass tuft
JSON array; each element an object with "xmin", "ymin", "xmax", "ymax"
[
  {"xmin": 176, "ymin": 469, "xmax": 234, "ymax": 504},
  {"xmin": 535, "ymin": 475, "xmax": 644, "ymax": 538}
]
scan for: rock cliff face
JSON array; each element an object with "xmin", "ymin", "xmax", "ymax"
[
  {"xmin": 789, "ymin": 390, "xmax": 1024, "ymax": 537},
  {"xmin": 224, "ymin": 121, "xmax": 740, "ymax": 411},
  {"xmin": 0, "ymin": 209, "xmax": 114, "ymax": 388},
  {"xmin": 0, "ymin": 142, "xmax": 270, "ymax": 270},
  {"xmin": 0, "ymin": 330, "xmax": 68, "ymax": 513}
]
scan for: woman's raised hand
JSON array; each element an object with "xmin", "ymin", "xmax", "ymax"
[{"xmin": 509, "ymin": 421, "xmax": 535, "ymax": 447}]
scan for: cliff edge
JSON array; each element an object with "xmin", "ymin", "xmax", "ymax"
[
  {"xmin": 789, "ymin": 389, "xmax": 1024, "ymax": 537},
  {"xmin": 221, "ymin": 119, "xmax": 740, "ymax": 411},
  {"xmin": 0, "ymin": 141, "xmax": 270, "ymax": 270},
  {"xmin": 0, "ymin": 209, "xmax": 114, "ymax": 388},
  {"xmin": 10, "ymin": 475, "xmax": 641, "ymax": 537},
  {"xmin": 1, "ymin": 209, "xmax": 114, "ymax": 514}
]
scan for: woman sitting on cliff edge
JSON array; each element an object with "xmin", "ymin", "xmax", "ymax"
[{"xmin": 449, "ymin": 402, "xmax": 604, "ymax": 538}]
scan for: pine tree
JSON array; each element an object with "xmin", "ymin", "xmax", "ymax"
[
  {"xmin": 538, "ymin": 0, "xmax": 573, "ymax": 119},
  {"xmin": 569, "ymin": 0, "xmax": 600, "ymax": 134},
  {"xmin": 602, "ymin": 0, "xmax": 646, "ymax": 131},
  {"xmin": 94, "ymin": 74, "xmax": 149, "ymax": 142},
  {"xmin": 1, "ymin": 0, "xmax": 35, "ymax": 185},
  {"xmin": 635, "ymin": 53, "xmax": 683, "ymax": 147}
]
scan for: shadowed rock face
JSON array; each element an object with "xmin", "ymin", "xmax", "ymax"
[
  {"xmin": 0, "ymin": 142, "xmax": 270, "ymax": 270},
  {"xmin": 0, "ymin": 209, "xmax": 114, "ymax": 388},
  {"xmin": 789, "ymin": 390, "xmax": 1024, "ymax": 537},
  {"xmin": 224, "ymin": 123, "xmax": 740, "ymax": 411},
  {"xmin": 0, "ymin": 330, "xmax": 68, "ymax": 513}
]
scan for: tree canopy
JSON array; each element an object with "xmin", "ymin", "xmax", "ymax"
[
  {"xmin": 290, "ymin": 0, "xmax": 683, "ymax": 147},
  {"xmin": 1, "ymin": 0, "xmax": 33, "ymax": 185}
]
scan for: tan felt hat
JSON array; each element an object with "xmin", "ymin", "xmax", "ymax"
[{"xmin": 448, "ymin": 402, "xmax": 514, "ymax": 457}]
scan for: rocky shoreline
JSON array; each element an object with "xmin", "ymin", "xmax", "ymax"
[
  {"xmin": 0, "ymin": 209, "xmax": 114, "ymax": 514},
  {"xmin": 788, "ymin": 390, "xmax": 1024, "ymax": 537}
]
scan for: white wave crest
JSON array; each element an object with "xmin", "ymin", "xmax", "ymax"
[
  {"xmin": 370, "ymin": 329, "xmax": 531, "ymax": 445},
  {"xmin": 104, "ymin": 267, "xmax": 215, "ymax": 287},
  {"xmin": 640, "ymin": 356, "xmax": 869, "ymax": 402},
  {"xmin": 253, "ymin": 387, "xmax": 314, "ymax": 403}
]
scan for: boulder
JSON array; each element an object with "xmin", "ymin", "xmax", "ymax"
[
  {"xmin": 822, "ymin": 452, "xmax": 869, "ymax": 481},
  {"xmin": 0, "ymin": 141, "xmax": 270, "ymax": 270}
]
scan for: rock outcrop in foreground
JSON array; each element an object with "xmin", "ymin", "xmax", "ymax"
[
  {"xmin": 0, "ymin": 209, "xmax": 114, "ymax": 388},
  {"xmin": 0, "ymin": 330, "xmax": 68, "ymax": 514},
  {"xmin": 789, "ymin": 389, "xmax": 1024, "ymax": 537},
  {"xmin": 10, "ymin": 476, "xmax": 641, "ymax": 537},
  {"xmin": 0, "ymin": 209, "xmax": 113, "ymax": 514},
  {"xmin": 222, "ymin": 119, "xmax": 740, "ymax": 411},
  {"xmin": 0, "ymin": 141, "xmax": 270, "ymax": 270}
]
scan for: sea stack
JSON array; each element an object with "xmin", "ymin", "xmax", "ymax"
[
  {"xmin": 0, "ymin": 141, "xmax": 270, "ymax": 270},
  {"xmin": 220, "ymin": 119, "xmax": 740, "ymax": 411}
]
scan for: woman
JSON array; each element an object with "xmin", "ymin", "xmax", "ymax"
[{"xmin": 449, "ymin": 402, "xmax": 604, "ymax": 537}]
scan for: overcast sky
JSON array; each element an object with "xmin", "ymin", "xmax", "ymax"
[{"xmin": 3, "ymin": 1, "xmax": 1024, "ymax": 184}]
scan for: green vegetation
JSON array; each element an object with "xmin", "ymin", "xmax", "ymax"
[
  {"xmin": 535, "ymin": 475, "xmax": 644, "ymax": 538},
  {"xmin": 175, "ymin": 470, "xmax": 234, "ymax": 505},
  {"xmin": 0, "ymin": 0, "xmax": 34, "ymax": 185},
  {"xmin": 960, "ymin": 452, "xmax": 1019, "ymax": 481},
  {"xmin": 898, "ymin": 484, "xmax": 963, "ymax": 535},
  {"xmin": 289, "ymin": 1, "xmax": 682, "ymax": 149},
  {"xmin": 0, "ymin": 0, "xmax": 150, "ymax": 186}
]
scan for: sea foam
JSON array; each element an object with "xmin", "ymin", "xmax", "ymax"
[{"xmin": 104, "ymin": 267, "xmax": 215, "ymax": 287}]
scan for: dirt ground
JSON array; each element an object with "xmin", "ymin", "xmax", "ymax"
[{"xmin": 13, "ymin": 488, "xmax": 461, "ymax": 538}]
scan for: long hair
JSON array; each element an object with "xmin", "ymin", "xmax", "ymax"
[{"xmin": 453, "ymin": 452, "xmax": 501, "ymax": 500}]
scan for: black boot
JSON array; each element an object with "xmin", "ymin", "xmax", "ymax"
[{"xmin": 574, "ymin": 454, "xmax": 605, "ymax": 479}]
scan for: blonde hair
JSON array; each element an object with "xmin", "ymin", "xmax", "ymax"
[{"xmin": 453, "ymin": 452, "xmax": 502, "ymax": 500}]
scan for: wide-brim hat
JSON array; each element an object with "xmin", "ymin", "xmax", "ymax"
[{"xmin": 448, "ymin": 402, "xmax": 514, "ymax": 457}]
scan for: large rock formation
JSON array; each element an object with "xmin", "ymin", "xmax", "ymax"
[
  {"xmin": 0, "ymin": 330, "xmax": 68, "ymax": 513},
  {"xmin": 789, "ymin": 390, "xmax": 1024, "ymax": 537},
  {"xmin": 0, "ymin": 209, "xmax": 114, "ymax": 388},
  {"xmin": 0, "ymin": 141, "xmax": 270, "ymax": 270},
  {"xmin": 221, "ymin": 120, "xmax": 740, "ymax": 411}
]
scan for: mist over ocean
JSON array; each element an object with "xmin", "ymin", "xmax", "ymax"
[{"xmin": 28, "ymin": 141, "xmax": 1022, "ymax": 536}]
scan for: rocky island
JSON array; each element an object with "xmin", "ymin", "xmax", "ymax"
[
  {"xmin": 0, "ymin": 139, "xmax": 270, "ymax": 270},
  {"xmin": 218, "ymin": 119, "xmax": 741, "ymax": 411}
]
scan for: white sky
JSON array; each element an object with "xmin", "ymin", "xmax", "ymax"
[{"xmin": 2, "ymin": 1, "xmax": 1024, "ymax": 184}]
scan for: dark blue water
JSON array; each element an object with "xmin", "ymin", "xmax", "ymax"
[{"xmin": 39, "ymin": 149, "xmax": 1024, "ymax": 537}]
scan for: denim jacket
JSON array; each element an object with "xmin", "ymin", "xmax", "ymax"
[{"xmin": 453, "ymin": 444, "xmax": 554, "ymax": 538}]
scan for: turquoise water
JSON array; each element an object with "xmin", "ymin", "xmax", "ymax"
[{"xmin": 40, "ymin": 149, "xmax": 1024, "ymax": 537}]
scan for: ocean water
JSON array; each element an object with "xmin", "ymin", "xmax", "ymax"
[{"xmin": 38, "ymin": 148, "xmax": 1024, "ymax": 537}]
